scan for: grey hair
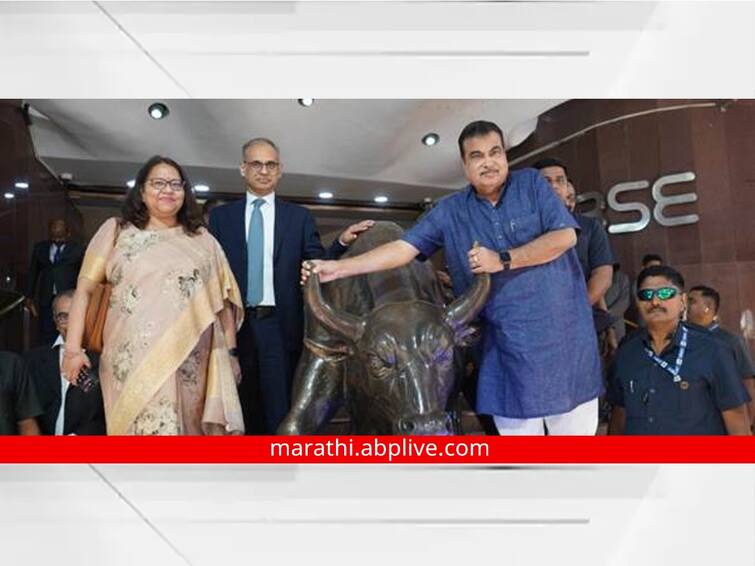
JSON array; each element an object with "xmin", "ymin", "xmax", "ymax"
[
  {"xmin": 242, "ymin": 137, "xmax": 279, "ymax": 158},
  {"xmin": 53, "ymin": 289, "xmax": 75, "ymax": 313}
]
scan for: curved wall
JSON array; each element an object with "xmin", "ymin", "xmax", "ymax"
[{"xmin": 510, "ymin": 99, "xmax": 755, "ymax": 342}]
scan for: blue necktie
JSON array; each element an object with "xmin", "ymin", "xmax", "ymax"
[
  {"xmin": 52, "ymin": 244, "xmax": 62, "ymax": 264},
  {"xmin": 246, "ymin": 199, "xmax": 265, "ymax": 306}
]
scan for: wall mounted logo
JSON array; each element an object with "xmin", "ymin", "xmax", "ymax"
[{"xmin": 577, "ymin": 172, "xmax": 699, "ymax": 234}]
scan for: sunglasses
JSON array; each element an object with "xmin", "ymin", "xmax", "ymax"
[{"xmin": 637, "ymin": 287, "xmax": 679, "ymax": 302}]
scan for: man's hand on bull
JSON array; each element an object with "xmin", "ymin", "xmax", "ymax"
[
  {"xmin": 338, "ymin": 220, "xmax": 375, "ymax": 246},
  {"xmin": 301, "ymin": 259, "xmax": 343, "ymax": 284},
  {"xmin": 468, "ymin": 246, "xmax": 504, "ymax": 274}
]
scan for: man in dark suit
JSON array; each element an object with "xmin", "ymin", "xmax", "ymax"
[
  {"xmin": 25, "ymin": 219, "xmax": 85, "ymax": 345},
  {"xmin": 23, "ymin": 290, "xmax": 106, "ymax": 435},
  {"xmin": 210, "ymin": 137, "xmax": 372, "ymax": 434}
]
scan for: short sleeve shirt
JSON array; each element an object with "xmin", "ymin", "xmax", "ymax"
[
  {"xmin": 708, "ymin": 326, "xmax": 755, "ymax": 380},
  {"xmin": 607, "ymin": 323, "xmax": 750, "ymax": 435},
  {"xmin": 402, "ymin": 168, "xmax": 603, "ymax": 418},
  {"xmin": 573, "ymin": 214, "xmax": 616, "ymax": 280},
  {"xmin": 0, "ymin": 351, "xmax": 43, "ymax": 435}
]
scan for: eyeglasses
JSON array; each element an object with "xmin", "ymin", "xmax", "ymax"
[
  {"xmin": 637, "ymin": 287, "xmax": 679, "ymax": 302},
  {"xmin": 244, "ymin": 160, "xmax": 280, "ymax": 173},
  {"xmin": 147, "ymin": 178, "xmax": 186, "ymax": 192},
  {"xmin": 54, "ymin": 312, "xmax": 69, "ymax": 322}
]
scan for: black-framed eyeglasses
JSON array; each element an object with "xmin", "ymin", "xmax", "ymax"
[
  {"xmin": 54, "ymin": 312, "xmax": 69, "ymax": 322},
  {"xmin": 244, "ymin": 160, "xmax": 280, "ymax": 172},
  {"xmin": 637, "ymin": 287, "xmax": 679, "ymax": 302},
  {"xmin": 147, "ymin": 178, "xmax": 186, "ymax": 192}
]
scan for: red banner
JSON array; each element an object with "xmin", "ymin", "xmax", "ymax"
[{"xmin": 1, "ymin": 436, "xmax": 754, "ymax": 464}]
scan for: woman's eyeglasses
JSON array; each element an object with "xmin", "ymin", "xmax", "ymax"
[
  {"xmin": 636, "ymin": 287, "xmax": 679, "ymax": 302},
  {"xmin": 147, "ymin": 178, "xmax": 186, "ymax": 192}
]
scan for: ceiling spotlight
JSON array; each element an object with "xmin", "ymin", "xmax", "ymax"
[
  {"xmin": 194, "ymin": 184, "xmax": 210, "ymax": 193},
  {"xmin": 148, "ymin": 102, "xmax": 169, "ymax": 120},
  {"xmin": 422, "ymin": 133, "xmax": 440, "ymax": 147},
  {"xmin": 3, "ymin": 192, "xmax": 15, "ymax": 200},
  {"xmin": 374, "ymin": 195, "xmax": 389, "ymax": 204},
  {"xmin": 14, "ymin": 181, "xmax": 29, "ymax": 189},
  {"xmin": 126, "ymin": 179, "xmax": 136, "ymax": 189},
  {"xmin": 297, "ymin": 98, "xmax": 315, "ymax": 107},
  {"xmin": 318, "ymin": 191, "xmax": 334, "ymax": 200}
]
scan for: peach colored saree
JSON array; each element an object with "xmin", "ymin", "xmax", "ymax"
[{"xmin": 80, "ymin": 218, "xmax": 244, "ymax": 435}]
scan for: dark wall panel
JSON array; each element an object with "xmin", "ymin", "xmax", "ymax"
[{"xmin": 511, "ymin": 99, "xmax": 755, "ymax": 339}]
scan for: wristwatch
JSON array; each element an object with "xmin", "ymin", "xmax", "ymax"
[
  {"xmin": 228, "ymin": 347, "xmax": 239, "ymax": 358},
  {"xmin": 499, "ymin": 250, "xmax": 512, "ymax": 271}
]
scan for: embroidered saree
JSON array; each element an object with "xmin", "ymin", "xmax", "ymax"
[{"xmin": 79, "ymin": 218, "xmax": 245, "ymax": 435}]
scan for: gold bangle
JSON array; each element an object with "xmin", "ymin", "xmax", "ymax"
[{"xmin": 63, "ymin": 350, "xmax": 83, "ymax": 358}]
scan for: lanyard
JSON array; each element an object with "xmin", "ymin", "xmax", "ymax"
[{"xmin": 644, "ymin": 326, "xmax": 688, "ymax": 383}]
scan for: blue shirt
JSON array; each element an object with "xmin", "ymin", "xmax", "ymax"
[
  {"xmin": 574, "ymin": 214, "xmax": 615, "ymax": 280},
  {"xmin": 402, "ymin": 168, "xmax": 603, "ymax": 418},
  {"xmin": 607, "ymin": 323, "xmax": 751, "ymax": 435},
  {"xmin": 706, "ymin": 324, "xmax": 755, "ymax": 380}
]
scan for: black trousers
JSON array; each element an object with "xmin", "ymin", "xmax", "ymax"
[{"xmin": 236, "ymin": 311, "xmax": 297, "ymax": 435}]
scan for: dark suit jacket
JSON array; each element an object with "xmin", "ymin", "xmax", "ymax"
[
  {"xmin": 25, "ymin": 240, "xmax": 85, "ymax": 306},
  {"xmin": 23, "ymin": 346, "xmax": 106, "ymax": 435},
  {"xmin": 209, "ymin": 197, "xmax": 346, "ymax": 351}
]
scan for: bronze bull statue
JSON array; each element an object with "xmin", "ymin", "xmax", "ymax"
[{"xmin": 278, "ymin": 221, "xmax": 490, "ymax": 435}]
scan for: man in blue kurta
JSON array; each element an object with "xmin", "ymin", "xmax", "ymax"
[{"xmin": 302, "ymin": 120, "xmax": 603, "ymax": 435}]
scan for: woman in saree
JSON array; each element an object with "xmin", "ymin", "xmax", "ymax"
[{"xmin": 62, "ymin": 156, "xmax": 245, "ymax": 435}]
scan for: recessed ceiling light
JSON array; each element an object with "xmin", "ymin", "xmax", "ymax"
[
  {"xmin": 374, "ymin": 195, "xmax": 389, "ymax": 204},
  {"xmin": 194, "ymin": 184, "xmax": 210, "ymax": 193},
  {"xmin": 148, "ymin": 102, "xmax": 169, "ymax": 120},
  {"xmin": 126, "ymin": 179, "xmax": 136, "ymax": 189},
  {"xmin": 318, "ymin": 191, "xmax": 334, "ymax": 199},
  {"xmin": 298, "ymin": 98, "xmax": 315, "ymax": 107},
  {"xmin": 422, "ymin": 133, "xmax": 440, "ymax": 146},
  {"xmin": 14, "ymin": 181, "xmax": 29, "ymax": 189},
  {"xmin": 3, "ymin": 192, "xmax": 15, "ymax": 200}
]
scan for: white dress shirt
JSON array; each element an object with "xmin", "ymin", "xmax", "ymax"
[
  {"xmin": 244, "ymin": 191, "xmax": 276, "ymax": 306},
  {"xmin": 52, "ymin": 335, "xmax": 70, "ymax": 436}
]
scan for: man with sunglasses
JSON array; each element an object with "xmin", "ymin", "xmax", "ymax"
[
  {"xmin": 607, "ymin": 265, "xmax": 751, "ymax": 435},
  {"xmin": 209, "ymin": 137, "xmax": 374, "ymax": 434}
]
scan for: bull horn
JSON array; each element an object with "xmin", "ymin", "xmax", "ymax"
[
  {"xmin": 443, "ymin": 273, "xmax": 491, "ymax": 331},
  {"xmin": 304, "ymin": 271, "xmax": 366, "ymax": 342}
]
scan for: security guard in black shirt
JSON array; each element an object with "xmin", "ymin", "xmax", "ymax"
[
  {"xmin": 687, "ymin": 284, "xmax": 755, "ymax": 431},
  {"xmin": 607, "ymin": 265, "xmax": 751, "ymax": 435}
]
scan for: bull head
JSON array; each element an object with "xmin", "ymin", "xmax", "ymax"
[
  {"xmin": 304, "ymin": 271, "xmax": 491, "ymax": 345},
  {"xmin": 304, "ymin": 270, "xmax": 491, "ymax": 435}
]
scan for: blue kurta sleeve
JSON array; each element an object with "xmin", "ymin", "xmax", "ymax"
[{"xmin": 401, "ymin": 202, "xmax": 447, "ymax": 260}]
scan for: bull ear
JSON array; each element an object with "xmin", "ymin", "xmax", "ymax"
[
  {"xmin": 304, "ymin": 338, "xmax": 349, "ymax": 363},
  {"xmin": 444, "ymin": 273, "xmax": 491, "ymax": 332},
  {"xmin": 304, "ymin": 272, "xmax": 366, "ymax": 342}
]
